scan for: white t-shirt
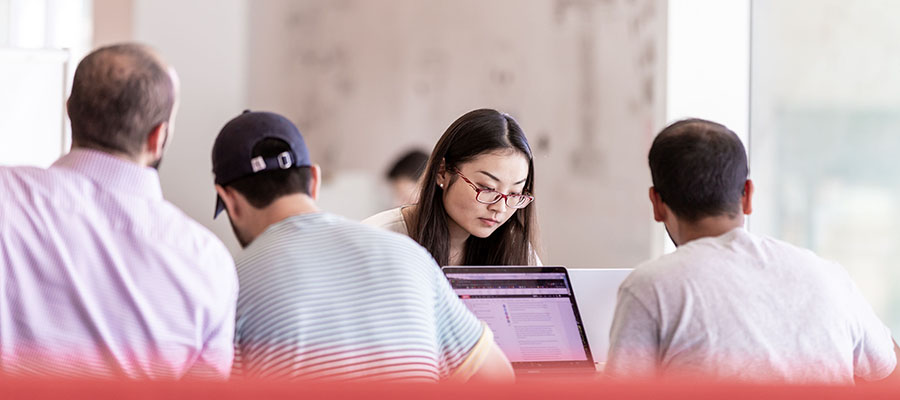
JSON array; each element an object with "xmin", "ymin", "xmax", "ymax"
[{"xmin": 606, "ymin": 228, "xmax": 896, "ymax": 384}]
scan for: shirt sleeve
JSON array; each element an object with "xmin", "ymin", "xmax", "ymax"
[
  {"xmin": 430, "ymin": 258, "xmax": 485, "ymax": 379},
  {"xmin": 605, "ymin": 286, "xmax": 661, "ymax": 379},
  {"xmin": 846, "ymin": 275, "xmax": 897, "ymax": 381},
  {"xmin": 0, "ymin": 171, "xmax": 6, "ymax": 289},
  {"xmin": 185, "ymin": 252, "xmax": 239, "ymax": 380},
  {"xmin": 445, "ymin": 322, "xmax": 494, "ymax": 382}
]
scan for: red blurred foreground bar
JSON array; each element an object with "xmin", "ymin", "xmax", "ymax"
[{"xmin": 2, "ymin": 379, "xmax": 900, "ymax": 400}]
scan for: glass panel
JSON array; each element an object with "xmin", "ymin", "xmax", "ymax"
[{"xmin": 750, "ymin": 0, "xmax": 900, "ymax": 333}]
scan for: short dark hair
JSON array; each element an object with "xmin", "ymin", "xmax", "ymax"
[
  {"xmin": 68, "ymin": 43, "xmax": 175, "ymax": 157},
  {"xmin": 386, "ymin": 149, "xmax": 429, "ymax": 181},
  {"xmin": 227, "ymin": 138, "xmax": 312, "ymax": 208},
  {"xmin": 648, "ymin": 118, "xmax": 748, "ymax": 221}
]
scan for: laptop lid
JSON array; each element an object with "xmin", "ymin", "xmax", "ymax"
[
  {"xmin": 566, "ymin": 268, "xmax": 634, "ymax": 369},
  {"xmin": 443, "ymin": 266, "xmax": 596, "ymax": 373}
]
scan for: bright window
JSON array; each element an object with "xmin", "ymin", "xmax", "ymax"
[{"xmin": 750, "ymin": 0, "xmax": 900, "ymax": 333}]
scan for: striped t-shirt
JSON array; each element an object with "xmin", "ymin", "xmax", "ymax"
[{"xmin": 232, "ymin": 212, "xmax": 486, "ymax": 381}]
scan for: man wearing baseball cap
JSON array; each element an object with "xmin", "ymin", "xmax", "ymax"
[{"xmin": 212, "ymin": 110, "xmax": 513, "ymax": 382}]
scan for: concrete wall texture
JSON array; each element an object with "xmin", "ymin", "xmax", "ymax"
[
  {"xmin": 248, "ymin": 0, "xmax": 667, "ymax": 268},
  {"xmin": 100, "ymin": 0, "xmax": 667, "ymax": 267}
]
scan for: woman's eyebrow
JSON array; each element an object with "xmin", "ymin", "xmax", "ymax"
[
  {"xmin": 477, "ymin": 171, "xmax": 500, "ymax": 182},
  {"xmin": 477, "ymin": 170, "xmax": 527, "ymax": 185}
]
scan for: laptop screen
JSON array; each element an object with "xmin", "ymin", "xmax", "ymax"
[{"xmin": 443, "ymin": 266, "xmax": 595, "ymax": 370}]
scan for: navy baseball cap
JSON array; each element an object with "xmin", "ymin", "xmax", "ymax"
[{"xmin": 212, "ymin": 110, "xmax": 311, "ymax": 218}]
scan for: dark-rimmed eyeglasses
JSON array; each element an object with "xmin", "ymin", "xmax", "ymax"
[{"xmin": 452, "ymin": 169, "xmax": 534, "ymax": 209}]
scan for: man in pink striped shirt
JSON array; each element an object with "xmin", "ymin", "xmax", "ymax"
[{"xmin": 0, "ymin": 43, "xmax": 237, "ymax": 379}]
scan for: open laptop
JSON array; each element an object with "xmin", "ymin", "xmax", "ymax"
[
  {"xmin": 567, "ymin": 268, "xmax": 634, "ymax": 371},
  {"xmin": 442, "ymin": 266, "xmax": 597, "ymax": 377}
]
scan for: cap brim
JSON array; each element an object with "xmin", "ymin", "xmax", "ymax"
[{"xmin": 214, "ymin": 195, "xmax": 226, "ymax": 219}]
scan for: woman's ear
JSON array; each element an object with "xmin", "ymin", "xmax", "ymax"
[{"xmin": 436, "ymin": 158, "xmax": 448, "ymax": 189}]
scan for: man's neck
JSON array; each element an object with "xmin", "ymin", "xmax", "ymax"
[
  {"xmin": 246, "ymin": 194, "xmax": 320, "ymax": 241},
  {"xmin": 675, "ymin": 215, "xmax": 744, "ymax": 246},
  {"xmin": 71, "ymin": 144, "xmax": 148, "ymax": 167}
]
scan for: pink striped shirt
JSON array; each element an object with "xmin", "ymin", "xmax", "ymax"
[{"xmin": 0, "ymin": 149, "xmax": 237, "ymax": 379}]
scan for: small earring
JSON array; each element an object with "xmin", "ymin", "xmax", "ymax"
[{"xmin": 439, "ymin": 183, "xmax": 444, "ymax": 188}]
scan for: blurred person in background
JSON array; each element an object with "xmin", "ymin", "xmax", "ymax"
[{"xmin": 386, "ymin": 149, "xmax": 429, "ymax": 207}]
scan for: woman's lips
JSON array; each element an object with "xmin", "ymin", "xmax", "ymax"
[{"xmin": 479, "ymin": 217, "xmax": 499, "ymax": 227}]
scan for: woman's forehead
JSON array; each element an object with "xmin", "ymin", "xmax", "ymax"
[{"xmin": 458, "ymin": 150, "xmax": 529, "ymax": 182}]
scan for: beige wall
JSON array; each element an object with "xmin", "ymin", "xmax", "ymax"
[
  {"xmin": 91, "ymin": 0, "xmax": 667, "ymax": 266},
  {"xmin": 132, "ymin": 0, "xmax": 249, "ymax": 253},
  {"xmin": 248, "ymin": 0, "xmax": 667, "ymax": 268},
  {"xmin": 92, "ymin": 0, "xmax": 133, "ymax": 47}
]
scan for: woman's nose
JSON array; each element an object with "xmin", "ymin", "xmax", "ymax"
[{"xmin": 487, "ymin": 198, "xmax": 508, "ymax": 213}]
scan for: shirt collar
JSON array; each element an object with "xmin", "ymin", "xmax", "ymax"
[{"xmin": 52, "ymin": 149, "xmax": 164, "ymax": 200}]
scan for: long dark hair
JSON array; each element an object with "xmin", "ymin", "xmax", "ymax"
[{"xmin": 410, "ymin": 108, "xmax": 538, "ymax": 266}]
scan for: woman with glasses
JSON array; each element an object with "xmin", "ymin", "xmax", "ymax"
[{"xmin": 363, "ymin": 108, "xmax": 540, "ymax": 266}]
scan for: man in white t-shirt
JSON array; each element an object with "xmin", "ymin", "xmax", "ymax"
[{"xmin": 606, "ymin": 118, "xmax": 899, "ymax": 384}]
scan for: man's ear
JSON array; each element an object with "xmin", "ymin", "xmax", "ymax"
[
  {"xmin": 649, "ymin": 186, "xmax": 667, "ymax": 222},
  {"xmin": 742, "ymin": 179, "xmax": 754, "ymax": 215},
  {"xmin": 215, "ymin": 184, "xmax": 241, "ymax": 219},
  {"xmin": 309, "ymin": 164, "xmax": 322, "ymax": 201},
  {"xmin": 65, "ymin": 99, "xmax": 76, "ymax": 149},
  {"xmin": 146, "ymin": 122, "xmax": 168, "ymax": 160}
]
